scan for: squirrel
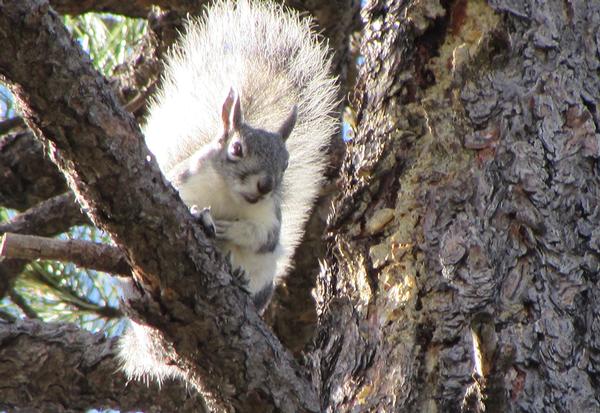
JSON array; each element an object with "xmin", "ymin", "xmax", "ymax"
[{"xmin": 118, "ymin": 0, "xmax": 338, "ymax": 384}]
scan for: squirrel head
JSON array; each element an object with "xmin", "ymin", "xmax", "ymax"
[{"xmin": 214, "ymin": 88, "xmax": 296, "ymax": 205}]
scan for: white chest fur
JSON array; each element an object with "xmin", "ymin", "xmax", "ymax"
[{"xmin": 174, "ymin": 162, "xmax": 280, "ymax": 293}]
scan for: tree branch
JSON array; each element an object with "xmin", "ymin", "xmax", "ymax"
[
  {"xmin": 7, "ymin": 289, "xmax": 39, "ymax": 319},
  {"xmin": 49, "ymin": 0, "xmax": 210, "ymax": 18},
  {"xmin": 0, "ymin": 233, "xmax": 131, "ymax": 277},
  {"xmin": 0, "ymin": 192, "xmax": 89, "ymax": 302},
  {"xmin": 0, "ymin": 1, "xmax": 357, "ymax": 359},
  {"xmin": 0, "ymin": 131, "xmax": 67, "ymax": 211},
  {"xmin": 0, "ymin": 1, "xmax": 317, "ymax": 411},
  {"xmin": 0, "ymin": 260, "xmax": 27, "ymax": 303},
  {"xmin": 0, "ymin": 192, "xmax": 88, "ymax": 236},
  {"xmin": 0, "ymin": 318, "xmax": 207, "ymax": 412},
  {"xmin": 0, "ymin": 116, "xmax": 24, "ymax": 134}
]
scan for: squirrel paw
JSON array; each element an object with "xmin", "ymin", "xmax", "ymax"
[
  {"xmin": 190, "ymin": 205, "xmax": 216, "ymax": 238},
  {"xmin": 231, "ymin": 264, "xmax": 249, "ymax": 286},
  {"xmin": 213, "ymin": 220, "xmax": 233, "ymax": 240}
]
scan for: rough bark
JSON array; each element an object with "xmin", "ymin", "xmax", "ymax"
[
  {"xmin": 12, "ymin": 0, "xmax": 600, "ymax": 412},
  {"xmin": 0, "ymin": 116, "xmax": 25, "ymax": 134},
  {"xmin": 0, "ymin": 0, "xmax": 358, "ymax": 358},
  {"xmin": 0, "ymin": 1, "xmax": 317, "ymax": 411},
  {"xmin": 0, "ymin": 319, "xmax": 206, "ymax": 412},
  {"xmin": 0, "ymin": 131, "xmax": 67, "ymax": 211},
  {"xmin": 314, "ymin": 0, "xmax": 600, "ymax": 412},
  {"xmin": 0, "ymin": 193, "xmax": 87, "ymax": 236}
]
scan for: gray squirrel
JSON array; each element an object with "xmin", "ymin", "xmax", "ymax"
[{"xmin": 119, "ymin": 0, "xmax": 338, "ymax": 384}]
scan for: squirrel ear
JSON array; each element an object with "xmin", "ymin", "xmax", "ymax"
[
  {"xmin": 278, "ymin": 106, "xmax": 297, "ymax": 142},
  {"xmin": 221, "ymin": 87, "xmax": 244, "ymax": 136}
]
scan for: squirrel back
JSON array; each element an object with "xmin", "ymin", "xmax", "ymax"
[{"xmin": 144, "ymin": 0, "xmax": 339, "ymax": 280}]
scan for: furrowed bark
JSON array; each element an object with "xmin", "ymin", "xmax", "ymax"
[
  {"xmin": 0, "ymin": 131, "xmax": 67, "ymax": 211},
  {"xmin": 0, "ymin": 192, "xmax": 87, "ymax": 236},
  {"xmin": 314, "ymin": 0, "xmax": 600, "ymax": 411},
  {"xmin": 0, "ymin": 319, "xmax": 206, "ymax": 413}
]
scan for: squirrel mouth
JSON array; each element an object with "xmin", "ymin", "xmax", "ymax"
[{"xmin": 242, "ymin": 193, "xmax": 262, "ymax": 204}]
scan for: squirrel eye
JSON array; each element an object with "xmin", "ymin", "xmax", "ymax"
[{"xmin": 228, "ymin": 141, "xmax": 243, "ymax": 160}]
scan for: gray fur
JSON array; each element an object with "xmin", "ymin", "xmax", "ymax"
[
  {"xmin": 212, "ymin": 123, "xmax": 289, "ymax": 201},
  {"xmin": 144, "ymin": 0, "xmax": 338, "ymax": 282},
  {"xmin": 253, "ymin": 282, "xmax": 275, "ymax": 314},
  {"xmin": 257, "ymin": 226, "xmax": 281, "ymax": 254},
  {"xmin": 120, "ymin": 0, "xmax": 338, "ymax": 385},
  {"xmin": 257, "ymin": 204, "xmax": 282, "ymax": 253}
]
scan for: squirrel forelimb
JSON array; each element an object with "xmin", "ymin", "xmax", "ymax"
[{"xmin": 119, "ymin": 0, "xmax": 338, "ymax": 385}]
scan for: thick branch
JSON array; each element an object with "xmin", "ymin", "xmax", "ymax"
[
  {"xmin": 0, "ymin": 1, "xmax": 317, "ymax": 411},
  {"xmin": 0, "ymin": 319, "xmax": 206, "ymax": 412},
  {"xmin": 0, "ymin": 116, "xmax": 24, "ymax": 134},
  {"xmin": 0, "ymin": 192, "xmax": 87, "ymax": 236},
  {"xmin": 0, "ymin": 131, "xmax": 67, "ymax": 211},
  {"xmin": 0, "ymin": 233, "xmax": 130, "ymax": 277}
]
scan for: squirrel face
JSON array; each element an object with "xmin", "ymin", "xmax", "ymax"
[
  {"xmin": 215, "ymin": 88, "xmax": 295, "ymax": 205},
  {"xmin": 217, "ymin": 123, "xmax": 289, "ymax": 204}
]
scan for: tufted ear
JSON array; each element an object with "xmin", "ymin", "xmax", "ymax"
[
  {"xmin": 221, "ymin": 87, "xmax": 244, "ymax": 136},
  {"xmin": 278, "ymin": 105, "xmax": 297, "ymax": 142}
]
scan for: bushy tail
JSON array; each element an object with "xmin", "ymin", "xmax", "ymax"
[
  {"xmin": 118, "ymin": 322, "xmax": 181, "ymax": 386},
  {"xmin": 144, "ymin": 0, "xmax": 339, "ymax": 281}
]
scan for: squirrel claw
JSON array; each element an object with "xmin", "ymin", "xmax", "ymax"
[
  {"xmin": 214, "ymin": 220, "xmax": 231, "ymax": 239},
  {"xmin": 190, "ymin": 205, "xmax": 216, "ymax": 238}
]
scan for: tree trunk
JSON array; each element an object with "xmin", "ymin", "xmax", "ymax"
[{"xmin": 314, "ymin": 0, "xmax": 600, "ymax": 411}]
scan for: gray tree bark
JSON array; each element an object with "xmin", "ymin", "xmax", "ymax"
[
  {"xmin": 1, "ymin": 0, "xmax": 599, "ymax": 412},
  {"xmin": 0, "ymin": 319, "xmax": 206, "ymax": 412},
  {"xmin": 313, "ymin": 0, "xmax": 600, "ymax": 411}
]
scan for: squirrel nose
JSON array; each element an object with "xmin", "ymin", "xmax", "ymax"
[{"xmin": 257, "ymin": 176, "xmax": 273, "ymax": 194}]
